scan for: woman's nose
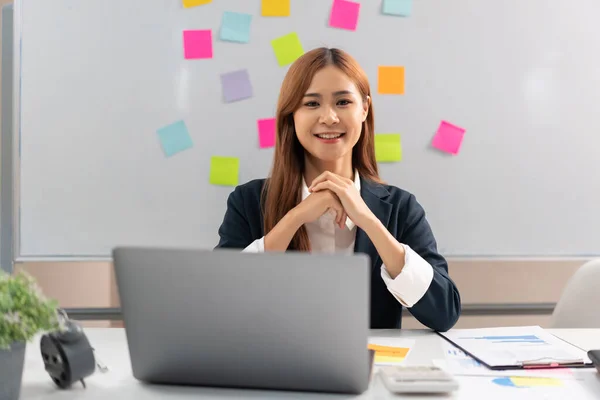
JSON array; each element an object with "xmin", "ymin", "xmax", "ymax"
[{"xmin": 319, "ymin": 107, "xmax": 339, "ymax": 125}]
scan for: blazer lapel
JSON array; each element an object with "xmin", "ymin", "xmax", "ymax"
[{"xmin": 354, "ymin": 177, "xmax": 393, "ymax": 268}]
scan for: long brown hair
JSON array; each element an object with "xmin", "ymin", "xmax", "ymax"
[{"xmin": 262, "ymin": 47, "xmax": 382, "ymax": 251}]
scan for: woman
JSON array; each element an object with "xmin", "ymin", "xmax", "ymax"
[{"xmin": 215, "ymin": 48, "xmax": 461, "ymax": 332}]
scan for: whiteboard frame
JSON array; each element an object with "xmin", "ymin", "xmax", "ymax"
[
  {"xmin": 1, "ymin": 4, "xmax": 14, "ymax": 271},
  {"xmin": 10, "ymin": 1, "xmax": 101, "ymax": 262},
  {"xmin": 7, "ymin": 0, "xmax": 598, "ymax": 262},
  {"xmin": 12, "ymin": 0, "xmax": 20, "ymax": 262}
]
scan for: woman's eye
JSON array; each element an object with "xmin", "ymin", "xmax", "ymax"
[
  {"xmin": 338, "ymin": 99, "xmax": 351, "ymax": 106},
  {"xmin": 304, "ymin": 101, "xmax": 319, "ymax": 107}
]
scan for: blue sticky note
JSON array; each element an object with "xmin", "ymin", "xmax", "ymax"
[
  {"xmin": 156, "ymin": 120, "xmax": 193, "ymax": 157},
  {"xmin": 220, "ymin": 11, "xmax": 252, "ymax": 43},
  {"xmin": 382, "ymin": 0, "xmax": 412, "ymax": 16}
]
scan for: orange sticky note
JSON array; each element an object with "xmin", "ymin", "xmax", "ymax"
[
  {"xmin": 368, "ymin": 344, "xmax": 410, "ymax": 365},
  {"xmin": 378, "ymin": 66, "xmax": 405, "ymax": 94},
  {"xmin": 262, "ymin": 0, "xmax": 290, "ymax": 16},
  {"xmin": 182, "ymin": 0, "xmax": 212, "ymax": 8}
]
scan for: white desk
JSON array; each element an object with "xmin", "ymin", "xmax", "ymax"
[{"xmin": 20, "ymin": 328, "xmax": 600, "ymax": 399}]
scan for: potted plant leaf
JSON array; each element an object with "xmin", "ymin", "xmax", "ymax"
[{"xmin": 1, "ymin": 270, "xmax": 60, "ymax": 400}]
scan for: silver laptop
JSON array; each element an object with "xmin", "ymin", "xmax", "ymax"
[{"xmin": 112, "ymin": 247, "xmax": 373, "ymax": 394}]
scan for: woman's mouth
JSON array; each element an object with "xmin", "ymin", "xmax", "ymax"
[{"xmin": 313, "ymin": 132, "xmax": 345, "ymax": 143}]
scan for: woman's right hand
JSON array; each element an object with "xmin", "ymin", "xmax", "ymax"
[{"xmin": 292, "ymin": 189, "xmax": 347, "ymax": 229}]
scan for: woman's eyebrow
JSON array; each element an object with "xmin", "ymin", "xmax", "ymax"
[{"xmin": 303, "ymin": 90, "xmax": 353, "ymax": 98}]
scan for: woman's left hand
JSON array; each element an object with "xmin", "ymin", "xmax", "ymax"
[{"xmin": 309, "ymin": 171, "xmax": 377, "ymax": 229}]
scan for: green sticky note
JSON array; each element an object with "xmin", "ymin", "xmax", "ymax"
[
  {"xmin": 375, "ymin": 134, "xmax": 402, "ymax": 162},
  {"xmin": 271, "ymin": 32, "xmax": 304, "ymax": 66},
  {"xmin": 210, "ymin": 156, "xmax": 239, "ymax": 186}
]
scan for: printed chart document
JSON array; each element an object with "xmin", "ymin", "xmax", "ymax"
[
  {"xmin": 438, "ymin": 326, "xmax": 593, "ymax": 370},
  {"xmin": 433, "ymin": 339, "xmax": 580, "ymax": 379}
]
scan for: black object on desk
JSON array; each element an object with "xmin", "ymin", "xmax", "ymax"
[
  {"xmin": 589, "ymin": 350, "xmax": 600, "ymax": 373},
  {"xmin": 39, "ymin": 309, "xmax": 108, "ymax": 389}
]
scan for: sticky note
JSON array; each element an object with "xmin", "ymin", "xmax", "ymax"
[
  {"xmin": 329, "ymin": 0, "xmax": 361, "ymax": 31},
  {"xmin": 210, "ymin": 156, "xmax": 239, "ymax": 186},
  {"xmin": 271, "ymin": 32, "xmax": 304, "ymax": 66},
  {"xmin": 378, "ymin": 66, "xmax": 405, "ymax": 94},
  {"xmin": 261, "ymin": 0, "xmax": 290, "ymax": 16},
  {"xmin": 368, "ymin": 344, "xmax": 410, "ymax": 365},
  {"xmin": 183, "ymin": 30, "xmax": 212, "ymax": 59},
  {"xmin": 257, "ymin": 118, "xmax": 276, "ymax": 148},
  {"xmin": 156, "ymin": 120, "xmax": 193, "ymax": 157},
  {"xmin": 182, "ymin": 0, "xmax": 211, "ymax": 8},
  {"xmin": 382, "ymin": 0, "xmax": 412, "ymax": 16},
  {"xmin": 375, "ymin": 134, "xmax": 402, "ymax": 162},
  {"xmin": 431, "ymin": 121, "xmax": 466, "ymax": 155},
  {"xmin": 220, "ymin": 12, "xmax": 252, "ymax": 43},
  {"xmin": 220, "ymin": 69, "xmax": 253, "ymax": 103}
]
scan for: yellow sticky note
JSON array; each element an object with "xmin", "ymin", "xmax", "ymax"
[
  {"xmin": 378, "ymin": 66, "xmax": 405, "ymax": 94},
  {"xmin": 271, "ymin": 32, "xmax": 304, "ymax": 66},
  {"xmin": 375, "ymin": 134, "xmax": 402, "ymax": 162},
  {"xmin": 262, "ymin": 0, "xmax": 290, "ymax": 16},
  {"xmin": 510, "ymin": 377, "xmax": 563, "ymax": 387},
  {"xmin": 210, "ymin": 156, "xmax": 239, "ymax": 186},
  {"xmin": 368, "ymin": 344, "xmax": 410, "ymax": 364},
  {"xmin": 182, "ymin": 0, "xmax": 212, "ymax": 8}
]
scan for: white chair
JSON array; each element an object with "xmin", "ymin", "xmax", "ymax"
[{"xmin": 549, "ymin": 259, "xmax": 600, "ymax": 328}]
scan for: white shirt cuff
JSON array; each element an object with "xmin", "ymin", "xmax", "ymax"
[
  {"xmin": 243, "ymin": 237, "xmax": 265, "ymax": 252},
  {"xmin": 380, "ymin": 244, "xmax": 434, "ymax": 308}
]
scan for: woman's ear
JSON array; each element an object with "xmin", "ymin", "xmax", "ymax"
[{"xmin": 362, "ymin": 95, "xmax": 370, "ymax": 121}]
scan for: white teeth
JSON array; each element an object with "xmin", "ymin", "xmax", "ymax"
[{"xmin": 317, "ymin": 134, "xmax": 342, "ymax": 139}]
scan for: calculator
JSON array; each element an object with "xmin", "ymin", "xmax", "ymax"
[{"xmin": 379, "ymin": 365, "xmax": 459, "ymax": 394}]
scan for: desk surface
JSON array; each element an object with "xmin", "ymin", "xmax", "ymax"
[{"xmin": 21, "ymin": 328, "xmax": 600, "ymax": 399}]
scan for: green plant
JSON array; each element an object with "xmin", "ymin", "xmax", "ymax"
[{"xmin": 0, "ymin": 270, "xmax": 60, "ymax": 349}]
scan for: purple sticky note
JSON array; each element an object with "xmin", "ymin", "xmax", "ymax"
[
  {"xmin": 183, "ymin": 30, "xmax": 212, "ymax": 59},
  {"xmin": 432, "ymin": 121, "xmax": 466, "ymax": 155},
  {"xmin": 257, "ymin": 118, "xmax": 276, "ymax": 148},
  {"xmin": 329, "ymin": 0, "xmax": 360, "ymax": 31},
  {"xmin": 220, "ymin": 69, "xmax": 253, "ymax": 103}
]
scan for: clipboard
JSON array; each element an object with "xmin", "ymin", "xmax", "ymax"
[{"xmin": 437, "ymin": 326, "xmax": 595, "ymax": 370}]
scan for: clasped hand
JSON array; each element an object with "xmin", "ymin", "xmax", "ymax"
[{"xmin": 292, "ymin": 171, "xmax": 376, "ymax": 230}]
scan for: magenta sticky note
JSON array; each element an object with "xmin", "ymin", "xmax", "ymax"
[
  {"xmin": 183, "ymin": 30, "xmax": 212, "ymax": 59},
  {"xmin": 329, "ymin": 0, "xmax": 360, "ymax": 31},
  {"xmin": 432, "ymin": 121, "xmax": 466, "ymax": 155},
  {"xmin": 257, "ymin": 118, "xmax": 276, "ymax": 148}
]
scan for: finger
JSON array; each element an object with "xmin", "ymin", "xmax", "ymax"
[
  {"xmin": 336, "ymin": 208, "xmax": 345, "ymax": 228},
  {"xmin": 309, "ymin": 171, "xmax": 345, "ymax": 191},
  {"xmin": 307, "ymin": 172, "xmax": 329, "ymax": 190},
  {"xmin": 339, "ymin": 211, "xmax": 347, "ymax": 229},
  {"xmin": 311, "ymin": 180, "xmax": 344, "ymax": 196}
]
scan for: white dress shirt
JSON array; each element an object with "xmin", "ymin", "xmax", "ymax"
[{"xmin": 242, "ymin": 171, "xmax": 434, "ymax": 308}]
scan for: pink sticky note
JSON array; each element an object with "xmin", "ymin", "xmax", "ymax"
[
  {"xmin": 329, "ymin": 0, "xmax": 360, "ymax": 31},
  {"xmin": 183, "ymin": 30, "xmax": 212, "ymax": 59},
  {"xmin": 257, "ymin": 118, "xmax": 276, "ymax": 148},
  {"xmin": 432, "ymin": 121, "xmax": 466, "ymax": 155}
]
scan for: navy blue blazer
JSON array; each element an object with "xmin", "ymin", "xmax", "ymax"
[{"xmin": 215, "ymin": 177, "xmax": 461, "ymax": 331}]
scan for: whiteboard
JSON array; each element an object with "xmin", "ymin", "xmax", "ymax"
[{"xmin": 12, "ymin": 0, "xmax": 600, "ymax": 260}]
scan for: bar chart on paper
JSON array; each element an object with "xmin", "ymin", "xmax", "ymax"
[
  {"xmin": 459, "ymin": 335, "xmax": 547, "ymax": 345},
  {"xmin": 439, "ymin": 326, "xmax": 593, "ymax": 369},
  {"xmin": 434, "ymin": 340, "xmax": 577, "ymax": 380}
]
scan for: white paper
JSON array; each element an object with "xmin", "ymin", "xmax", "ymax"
[
  {"xmin": 454, "ymin": 376, "xmax": 595, "ymax": 400},
  {"xmin": 434, "ymin": 340, "xmax": 580, "ymax": 379},
  {"xmin": 439, "ymin": 326, "xmax": 592, "ymax": 368}
]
